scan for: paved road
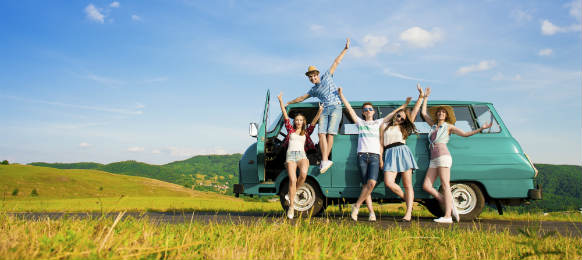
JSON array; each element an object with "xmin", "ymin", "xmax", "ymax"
[{"xmin": 9, "ymin": 211, "xmax": 582, "ymax": 237}]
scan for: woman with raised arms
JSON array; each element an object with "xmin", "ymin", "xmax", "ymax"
[
  {"xmin": 379, "ymin": 84, "xmax": 425, "ymax": 222},
  {"xmin": 277, "ymin": 92, "xmax": 323, "ymax": 219},
  {"xmin": 420, "ymin": 88, "xmax": 492, "ymax": 223}
]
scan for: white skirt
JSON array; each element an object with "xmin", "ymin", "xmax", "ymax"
[{"xmin": 429, "ymin": 155, "xmax": 452, "ymax": 168}]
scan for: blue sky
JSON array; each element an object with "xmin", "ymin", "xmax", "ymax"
[{"xmin": 1, "ymin": 0, "xmax": 580, "ymax": 165}]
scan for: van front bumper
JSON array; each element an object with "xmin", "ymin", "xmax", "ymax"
[{"xmin": 528, "ymin": 184, "xmax": 542, "ymax": 200}]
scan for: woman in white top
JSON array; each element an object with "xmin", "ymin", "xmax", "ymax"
[
  {"xmin": 277, "ymin": 92, "xmax": 323, "ymax": 219},
  {"xmin": 379, "ymin": 84, "xmax": 425, "ymax": 222},
  {"xmin": 338, "ymin": 87, "xmax": 412, "ymax": 221}
]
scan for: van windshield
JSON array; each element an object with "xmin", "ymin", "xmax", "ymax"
[{"xmin": 267, "ymin": 113, "xmax": 282, "ymax": 133}]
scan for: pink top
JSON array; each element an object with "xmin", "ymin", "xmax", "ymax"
[{"xmin": 429, "ymin": 130, "xmax": 450, "ymax": 158}]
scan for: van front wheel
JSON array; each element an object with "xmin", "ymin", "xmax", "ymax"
[{"xmin": 280, "ymin": 178, "xmax": 325, "ymax": 216}]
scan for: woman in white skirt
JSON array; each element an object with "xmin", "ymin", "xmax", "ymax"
[
  {"xmin": 380, "ymin": 84, "xmax": 425, "ymax": 222},
  {"xmin": 420, "ymin": 88, "xmax": 492, "ymax": 223}
]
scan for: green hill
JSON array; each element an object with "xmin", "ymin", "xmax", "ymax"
[
  {"xmin": 30, "ymin": 154, "xmax": 242, "ymax": 194},
  {"xmin": 527, "ymin": 164, "xmax": 582, "ymax": 211},
  {"xmin": 0, "ymin": 164, "xmax": 207, "ymax": 199}
]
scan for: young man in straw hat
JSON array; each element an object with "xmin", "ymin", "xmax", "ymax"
[{"xmin": 285, "ymin": 38, "xmax": 350, "ymax": 173}]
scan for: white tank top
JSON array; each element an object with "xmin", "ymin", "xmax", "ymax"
[
  {"xmin": 288, "ymin": 132, "xmax": 306, "ymax": 152},
  {"xmin": 383, "ymin": 125, "xmax": 406, "ymax": 145}
]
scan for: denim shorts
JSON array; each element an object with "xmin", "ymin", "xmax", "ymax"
[
  {"xmin": 357, "ymin": 152, "xmax": 380, "ymax": 184},
  {"xmin": 319, "ymin": 104, "xmax": 342, "ymax": 135},
  {"xmin": 286, "ymin": 150, "xmax": 307, "ymax": 163}
]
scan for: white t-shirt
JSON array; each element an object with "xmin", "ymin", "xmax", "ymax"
[{"xmin": 356, "ymin": 118, "xmax": 384, "ymax": 154}]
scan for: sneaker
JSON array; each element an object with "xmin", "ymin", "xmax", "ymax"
[
  {"xmin": 284, "ymin": 194, "xmax": 290, "ymax": 203},
  {"xmin": 320, "ymin": 160, "xmax": 333, "ymax": 174},
  {"xmin": 287, "ymin": 208, "xmax": 294, "ymax": 219},
  {"xmin": 350, "ymin": 204, "xmax": 359, "ymax": 221},
  {"xmin": 368, "ymin": 213, "xmax": 376, "ymax": 222},
  {"xmin": 451, "ymin": 203, "xmax": 460, "ymax": 222},
  {"xmin": 433, "ymin": 217, "xmax": 453, "ymax": 223}
]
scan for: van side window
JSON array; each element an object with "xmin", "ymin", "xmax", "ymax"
[
  {"xmin": 453, "ymin": 106, "xmax": 477, "ymax": 132},
  {"xmin": 473, "ymin": 105, "xmax": 501, "ymax": 133}
]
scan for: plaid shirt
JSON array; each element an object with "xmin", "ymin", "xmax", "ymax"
[{"xmin": 283, "ymin": 118, "xmax": 316, "ymax": 152}]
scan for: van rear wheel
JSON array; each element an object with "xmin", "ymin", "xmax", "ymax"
[
  {"xmin": 452, "ymin": 183, "xmax": 485, "ymax": 220},
  {"xmin": 280, "ymin": 178, "xmax": 325, "ymax": 217},
  {"xmin": 423, "ymin": 183, "xmax": 485, "ymax": 220}
]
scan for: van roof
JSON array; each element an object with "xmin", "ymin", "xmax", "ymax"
[{"xmin": 287, "ymin": 100, "xmax": 493, "ymax": 108}]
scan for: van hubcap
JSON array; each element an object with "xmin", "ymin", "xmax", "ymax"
[
  {"xmin": 451, "ymin": 183, "xmax": 477, "ymax": 215},
  {"xmin": 293, "ymin": 184, "xmax": 316, "ymax": 212}
]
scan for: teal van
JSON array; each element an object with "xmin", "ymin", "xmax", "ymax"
[{"xmin": 233, "ymin": 90, "xmax": 542, "ymax": 220}]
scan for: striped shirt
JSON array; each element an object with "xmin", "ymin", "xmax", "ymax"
[{"xmin": 307, "ymin": 70, "xmax": 341, "ymax": 106}]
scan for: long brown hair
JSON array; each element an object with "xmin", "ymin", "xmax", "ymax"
[
  {"xmin": 385, "ymin": 108, "xmax": 417, "ymax": 140},
  {"xmin": 293, "ymin": 113, "xmax": 307, "ymax": 136}
]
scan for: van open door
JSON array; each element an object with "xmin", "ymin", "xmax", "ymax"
[{"xmin": 257, "ymin": 89, "xmax": 269, "ymax": 182}]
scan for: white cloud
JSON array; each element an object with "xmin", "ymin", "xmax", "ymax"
[
  {"xmin": 309, "ymin": 24, "xmax": 324, "ymax": 32},
  {"xmin": 511, "ymin": 9, "xmax": 533, "ymax": 22},
  {"xmin": 541, "ymin": 19, "xmax": 581, "ymax": 35},
  {"xmin": 351, "ymin": 34, "xmax": 399, "ymax": 58},
  {"xmin": 110, "ymin": 2, "xmax": 120, "ymax": 8},
  {"xmin": 151, "ymin": 149, "xmax": 161, "ymax": 154},
  {"xmin": 399, "ymin": 27, "xmax": 443, "ymax": 48},
  {"xmin": 127, "ymin": 146, "xmax": 145, "ymax": 152},
  {"xmin": 456, "ymin": 60, "xmax": 496, "ymax": 75},
  {"xmin": 538, "ymin": 48, "xmax": 553, "ymax": 56},
  {"xmin": 79, "ymin": 142, "xmax": 91, "ymax": 148},
  {"xmin": 382, "ymin": 68, "xmax": 426, "ymax": 81},
  {"xmin": 84, "ymin": 4, "xmax": 105, "ymax": 24},
  {"xmin": 165, "ymin": 146, "xmax": 197, "ymax": 157},
  {"xmin": 87, "ymin": 73, "xmax": 125, "ymax": 86},
  {"xmin": 131, "ymin": 15, "xmax": 142, "ymax": 21},
  {"xmin": 0, "ymin": 95, "xmax": 144, "ymax": 115}
]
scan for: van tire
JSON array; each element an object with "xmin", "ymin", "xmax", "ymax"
[
  {"xmin": 422, "ymin": 183, "xmax": 485, "ymax": 220},
  {"xmin": 452, "ymin": 182, "xmax": 485, "ymax": 220},
  {"xmin": 279, "ymin": 178, "xmax": 325, "ymax": 217}
]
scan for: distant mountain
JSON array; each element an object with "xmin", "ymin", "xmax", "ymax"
[
  {"xmin": 29, "ymin": 157, "xmax": 581, "ymax": 211},
  {"xmin": 30, "ymin": 154, "xmax": 242, "ymax": 194}
]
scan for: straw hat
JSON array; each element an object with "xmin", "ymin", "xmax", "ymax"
[
  {"xmin": 428, "ymin": 105, "xmax": 456, "ymax": 125},
  {"xmin": 305, "ymin": 65, "xmax": 320, "ymax": 76}
]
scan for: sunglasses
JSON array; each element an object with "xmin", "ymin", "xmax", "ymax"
[
  {"xmin": 396, "ymin": 114, "xmax": 404, "ymax": 119},
  {"xmin": 363, "ymin": 108, "xmax": 374, "ymax": 112}
]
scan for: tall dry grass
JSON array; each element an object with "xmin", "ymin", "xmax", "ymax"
[{"xmin": 0, "ymin": 212, "xmax": 580, "ymax": 260}]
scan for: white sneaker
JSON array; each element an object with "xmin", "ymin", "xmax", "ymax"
[
  {"xmin": 287, "ymin": 208, "xmax": 294, "ymax": 219},
  {"xmin": 369, "ymin": 213, "xmax": 376, "ymax": 222},
  {"xmin": 285, "ymin": 194, "xmax": 290, "ymax": 203},
  {"xmin": 433, "ymin": 217, "xmax": 453, "ymax": 223},
  {"xmin": 451, "ymin": 203, "xmax": 460, "ymax": 222},
  {"xmin": 350, "ymin": 204, "xmax": 359, "ymax": 221},
  {"xmin": 320, "ymin": 160, "xmax": 333, "ymax": 174}
]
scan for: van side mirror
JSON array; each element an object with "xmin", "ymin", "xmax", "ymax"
[{"xmin": 249, "ymin": 123, "xmax": 258, "ymax": 138}]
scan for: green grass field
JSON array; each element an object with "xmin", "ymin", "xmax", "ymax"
[
  {"xmin": 1, "ymin": 213, "xmax": 580, "ymax": 260},
  {"xmin": 1, "ymin": 164, "xmax": 581, "ymax": 259}
]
